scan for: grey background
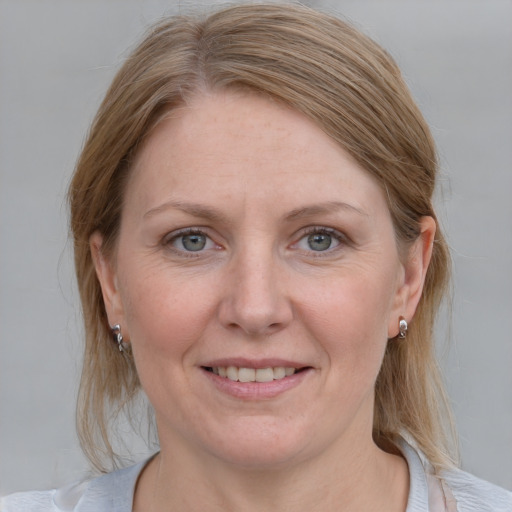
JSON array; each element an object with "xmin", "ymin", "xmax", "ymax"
[{"xmin": 1, "ymin": 0, "xmax": 511, "ymax": 495}]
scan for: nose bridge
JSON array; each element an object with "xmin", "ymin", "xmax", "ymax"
[{"xmin": 219, "ymin": 236, "xmax": 292, "ymax": 336}]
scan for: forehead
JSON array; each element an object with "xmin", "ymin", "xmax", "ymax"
[{"xmin": 125, "ymin": 91, "xmax": 388, "ymax": 220}]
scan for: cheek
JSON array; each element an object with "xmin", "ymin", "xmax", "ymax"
[
  {"xmin": 304, "ymin": 267, "xmax": 395, "ymax": 334},
  {"xmin": 299, "ymin": 268, "xmax": 396, "ymax": 375},
  {"xmin": 117, "ymin": 265, "xmax": 221, "ymax": 416},
  {"xmin": 118, "ymin": 261, "xmax": 217, "ymax": 358}
]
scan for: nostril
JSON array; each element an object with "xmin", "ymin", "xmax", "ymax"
[{"xmin": 218, "ymin": 292, "xmax": 293, "ymax": 336}]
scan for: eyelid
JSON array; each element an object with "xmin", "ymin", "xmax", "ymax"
[
  {"xmin": 162, "ymin": 227, "xmax": 222, "ymax": 255},
  {"xmin": 161, "ymin": 225, "xmax": 348, "ymax": 256},
  {"xmin": 162, "ymin": 227, "xmax": 206, "ymax": 244},
  {"xmin": 300, "ymin": 226, "xmax": 344, "ymax": 237},
  {"xmin": 292, "ymin": 226, "xmax": 348, "ymax": 253}
]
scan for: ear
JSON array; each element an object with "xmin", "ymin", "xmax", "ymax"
[
  {"xmin": 388, "ymin": 216, "xmax": 436, "ymax": 338},
  {"xmin": 90, "ymin": 231, "xmax": 126, "ymax": 330}
]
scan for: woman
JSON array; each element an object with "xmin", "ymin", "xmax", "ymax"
[{"xmin": 3, "ymin": 3, "xmax": 511, "ymax": 511}]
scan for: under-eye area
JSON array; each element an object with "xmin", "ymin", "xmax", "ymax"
[{"xmin": 202, "ymin": 366, "xmax": 311, "ymax": 382}]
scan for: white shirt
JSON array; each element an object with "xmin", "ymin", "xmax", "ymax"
[{"xmin": 2, "ymin": 439, "xmax": 511, "ymax": 511}]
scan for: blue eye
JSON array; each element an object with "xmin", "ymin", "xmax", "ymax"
[
  {"xmin": 180, "ymin": 233, "xmax": 207, "ymax": 251},
  {"xmin": 307, "ymin": 233, "xmax": 333, "ymax": 251},
  {"xmin": 295, "ymin": 228, "xmax": 342, "ymax": 252},
  {"xmin": 167, "ymin": 230, "xmax": 216, "ymax": 252}
]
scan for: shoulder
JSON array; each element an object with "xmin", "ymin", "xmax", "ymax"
[
  {"xmin": 440, "ymin": 467, "xmax": 512, "ymax": 512},
  {"xmin": 1, "ymin": 490, "xmax": 57, "ymax": 512},
  {"xmin": 397, "ymin": 436, "xmax": 512, "ymax": 512},
  {"xmin": 1, "ymin": 458, "xmax": 150, "ymax": 512}
]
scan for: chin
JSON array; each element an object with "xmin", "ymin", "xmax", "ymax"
[{"xmin": 197, "ymin": 419, "xmax": 317, "ymax": 470}]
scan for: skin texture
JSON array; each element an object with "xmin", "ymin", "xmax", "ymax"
[{"xmin": 91, "ymin": 92, "xmax": 435, "ymax": 511}]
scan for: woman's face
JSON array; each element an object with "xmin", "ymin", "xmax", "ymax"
[{"xmin": 93, "ymin": 92, "xmax": 430, "ymax": 468}]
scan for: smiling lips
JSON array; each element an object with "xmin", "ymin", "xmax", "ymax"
[
  {"xmin": 208, "ymin": 366, "xmax": 298, "ymax": 383},
  {"xmin": 202, "ymin": 364, "xmax": 311, "ymax": 399}
]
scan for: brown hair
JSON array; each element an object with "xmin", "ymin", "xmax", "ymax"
[{"xmin": 69, "ymin": 3, "xmax": 456, "ymax": 472}]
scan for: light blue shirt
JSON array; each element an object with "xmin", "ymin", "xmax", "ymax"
[{"xmin": 2, "ymin": 440, "xmax": 511, "ymax": 511}]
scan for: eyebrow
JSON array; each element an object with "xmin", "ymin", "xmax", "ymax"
[
  {"xmin": 143, "ymin": 199, "xmax": 368, "ymax": 223},
  {"xmin": 284, "ymin": 201, "xmax": 369, "ymax": 221},
  {"xmin": 143, "ymin": 200, "xmax": 229, "ymax": 223}
]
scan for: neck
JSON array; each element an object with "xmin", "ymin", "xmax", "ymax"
[{"xmin": 134, "ymin": 432, "xmax": 409, "ymax": 512}]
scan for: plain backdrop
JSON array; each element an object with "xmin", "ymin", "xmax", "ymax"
[{"xmin": 1, "ymin": 0, "xmax": 511, "ymax": 495}]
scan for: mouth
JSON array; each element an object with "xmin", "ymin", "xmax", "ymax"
[{"xmin": 202, "ymin": 366, "xmax": 309, "ymax": 383}]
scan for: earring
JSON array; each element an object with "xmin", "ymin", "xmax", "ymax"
[
  {"xmin": 111, "ymin": 324, "xmax": 128, "ymax": 352},
  {"xmin": 398, "ymin": 317, "xmax": 408, "ymax": 339}
]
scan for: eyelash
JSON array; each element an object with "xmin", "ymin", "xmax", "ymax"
[
  {"xmin": 294, "ymin": 226, "xmax": 347, "ymax": 255},
  {"xmin": 162, "ymin": 228, "xmax": 218, "ymax": 257},
  {"xmin": 162, "ymin": 226, "xmax": 348, "ymax": 256}
]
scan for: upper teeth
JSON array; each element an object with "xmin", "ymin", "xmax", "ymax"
[{"xmin": 212, "ymin": 366, "xmax": 296, "ymax": 382}]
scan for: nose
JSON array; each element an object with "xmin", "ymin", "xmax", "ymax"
[{"xmin": 218, "ymin": 245, "xmax": 293, "ymax": 337}]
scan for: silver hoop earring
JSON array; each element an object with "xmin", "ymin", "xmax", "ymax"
[
  {"xmin": 398, "ymin": 317, "xmax": 408, "ymax": 339},
  {"xmin": 111, "ymin": 324, "xmax": 128, "ymax": 352}
]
